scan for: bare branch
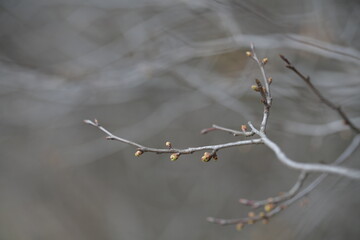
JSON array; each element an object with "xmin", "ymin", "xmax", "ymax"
[
  {"xmin": 280, "ymin": 54, "xmax": 360, "ymax": 134},
  {"xmin": 208, "ymin": 134, "xmax": 360, "ymax": 227},
  {"xmin": 249, "ymin": 122, "xmax": 360, "ymax": 179},
  {"xmin": 201, "ymin": 124, "xmax": 254, "ymax": 137},
  {"xmin": 239, "ymin": 171, "xmax": 308, "ymax": 209},
  {"xmin": 84, "ymin": 119, "xmax": 263, "ymax": 159}
]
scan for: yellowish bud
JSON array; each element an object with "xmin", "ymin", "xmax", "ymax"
[
  {"xmin": 268, "ymin": 77, "xmax": 273, "ymax": 85},
  {"xmin": 201, "ymin": 152, "xmax": 212, "ymax": 162},
  {"xmin": 247, "ymin": 219, "xmax": 254, "ymax": 225},
  {"xmin": 264, "ymin": 203, "xmax": 275, "ymax": 212},
  {"xmin": 170, "ymin": 153, "xmax": 180, "ymax": 161},
  {"xmin": 262, "ymin": 219, "xmax": 269, "ymax": 224},
  {"xmin": 251, "ymin": 85, "xmax": 260, "ymax": 92},
  {"xmin": 165, "ymin": 141, "xmax": 172, "ymax": 148},
  {"xmin": 135, "ymin": 150, "xmax": 143, "ymax": 157},
  {"xmin": 246, "ymin": 51, "xmax": 252, "ymax": 57},
  {"xmin": 261, "ymin": 57, "xmax": 268, "ymax": 65},
  {"xmin": 241, "ymin": 125, "xmax": 247, "ymax": 132},
  {"xmin": 259, "ymin": 212, "xmax": 266, "ymax": 218},
  {"xmin": 236, "ymin": 223, "xmax": 244, "ymax": 231}
]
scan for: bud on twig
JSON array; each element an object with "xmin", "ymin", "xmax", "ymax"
[
  {"xmin": 248, "ymin": 212, "xmax": 255, "ymax": 218},
  {"xmin": 201, "ymin": 152, "xmax": 212, "ymax": 162},
  {"xmin": 135, "ymin": 150, "xmax": 143, "ymax": 157},
  {"xmin": 165, "ymin": 141, "xmax": 172, "ymax": 148},
  {"xmin": 236, "ymin": 223, "xmax": 244, "ymax": 231},
  {"xmin": 267, "ymin": 77, "xmax": 273, "ymax": 85},
  {"xmin": 241, "ymin": 125, "xmax": 248, "ymax": 132},
  {"xmin": 251, "ymin": 85, "xmax": 260, "ymax": 92},
  {"xmin": 246, "ymin": 51, "xmax": 252, "ymax": 57},
  {"xmin": 170, "ymin": 153, "xmax": 180, "ymax": 161},
  {"xmin": 264, "ymin": 203, "xmax": 275, "ymax": 212},
  {"xmin": 261, "ymin": 57, "xmax": 268, "ymax": 65}
]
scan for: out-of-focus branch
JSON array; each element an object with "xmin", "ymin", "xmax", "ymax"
[
  {"xmin": 280, "ymin": 117, "xmax": 360, "ymax": 136},
  {"xmin": 208, "ymin": 134, "xmax": 360, "ymax": 228},
  {"xmin": 280, "ymin": 54, "xmax": 360, "ymax": 134},
  {"xmin": 238, "ymin": 171, "xmax": 308, "ymax": 209}
]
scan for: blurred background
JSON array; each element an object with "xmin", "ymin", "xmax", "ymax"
[{"xmin": 1, "ymin": 0, "xmax": 360, "ymax": 239}]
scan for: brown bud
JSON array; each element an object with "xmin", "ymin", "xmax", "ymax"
[
  {"xmin": 264, "ymin": 203, "xmax": 275, "ymax": 212},
  {"xmin": 170, "ymin": 153, "xmax": 180, "ymax": 161},
  {"xmin": 212, "ymin": 153, "xmax": 218, "ymax": 160},
  {"xmin": 261, "ymin": 57, "xmax": 268, "ymax": 65},
  {"xmin": 246, "ymin": 51, "xmax": 252, "ymax": 57},
  {"xmin": 248, "ymin": 212, "xmax": 255, "ymax": 218},
  {"xmin": 135, "ymin": 150, "xmax": 143, "ymax": 157},
  {"xmin": 262, "ymin": 219, "xmax": 269, "ymax": 224},
  {"xmin": 236, "ymin": 223, "xmax": 244, "ymax": 231},
  {"xmin": 241, "ymin": 125, "xmax": 248, "ymax": 132},
  {"xmin": 267, "ymin": 77, "xmax": 273, "ymax": 85},
  {"xmin": 165, "ymin": 141, "xmax": 172, "ymax": 148},
  {"xmin": 247, "ymin": 219, "xmax": 255, "ymax": 225},
  {"xmin": 201, "ymin": 152, "xmax": 212, "ymax": 162}
]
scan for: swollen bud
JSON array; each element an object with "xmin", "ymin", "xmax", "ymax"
[
  {"xmin": 170, "ymin": 153, "xmax": 180, "ymax": 161},
  {"xmin": 251, "ymin": 85, "xmax": 260, "ymax": 92},
  {"xmin": 248, "ymin": 212, "xmax": 255, "ymax": 218},
  {"xmin": 201, "ymin": 152, "xmax": 212, "ymax": 162},
  {"xmin": 246, "ymin": 51, "xmax": 252, "ymax": 57},
  {"xmin": 241, "ymin": 125, "xmax": 248, "ymax": 132},
  {"xmin": 165, "ymin": 141, "xmax": 172, "ymax": 148},
  {"xmin": 264, "ymin": 203, "xmax": 275, "ymax": 212},
  {"xmin": 261, "ymin": 57, "xmax": 268, "ymax": 65},
  {"xmin": 267, "ymin": 77, "xmax": 273, "ymax": 85},
  {"xmin": 236, "ymin": 223, "xmax": 244, "ymax": 231},
  {"xmin": 135, "ymin": 150, "xmax": 143, "ymax": 157}
]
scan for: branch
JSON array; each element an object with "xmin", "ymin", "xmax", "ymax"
[
  {"xmin": 279, "ymin": 54, "xmax": 360, "ymax": 134},
  {"xmin": 208, "ymin": 134, "xmax": 360, "ymax": 228},
  {"xmin": 84, "ymin": 119, "xmax": 263, "ymax": 161},
  {"xmin": 201, "ymin": 124, "xmax": 254, "ymax": 137},
  {"xmin": 239, "ymin": 171, "xmax": 308, "ymax": 209},
  {"xmin": 249, "ymin": 122, "xmax": 360, "ymax": 179}
]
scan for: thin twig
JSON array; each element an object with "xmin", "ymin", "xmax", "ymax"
[
  {"xmin": 84, "ymin": 119, "xmax": 263, "ymax": 157},
  {"xmin": 239, "ymin": 171, "xmax": 308, "ymax": 208},
  {"xmin": 201, "ymin": 124, "xmax": 254, "ymax": 137},
  {"xmin": 279, "ymin": 54, "xmax": 360, "ymax": 134},
  {"xmin": 248, "ymin": 44, "xmax": 272, "ymax": 133}
]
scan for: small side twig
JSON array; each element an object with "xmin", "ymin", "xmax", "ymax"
[
  {"xmin": 239, "ymin": 171, "xmax": 308, "ymax": 209},
  {"xmin": 201, "ymin": 124, "xmax": 255, "ymax": 137},
  {"xmin": 279, "ymin": 54, "xmax": 360, "ymax": 134}
]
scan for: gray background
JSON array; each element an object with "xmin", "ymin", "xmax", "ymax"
[{"xmin": 1, "ymin": 0, "xmax": 360, "ymax": 239}]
